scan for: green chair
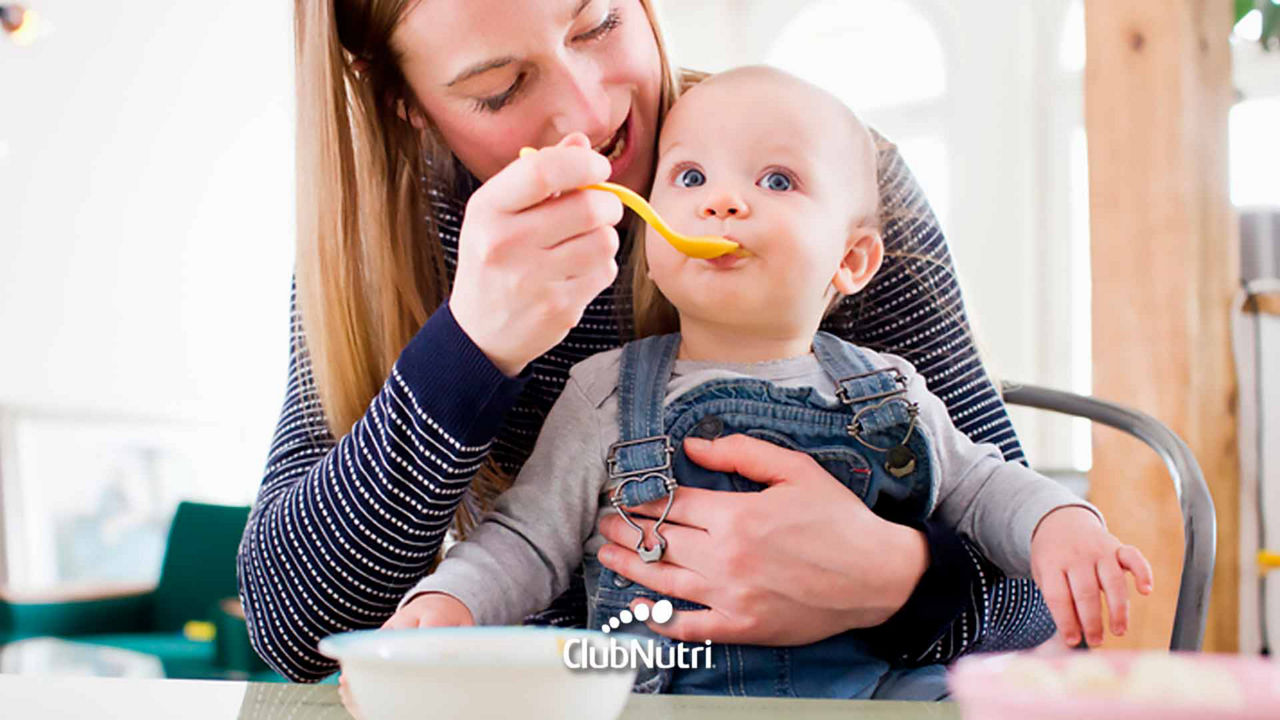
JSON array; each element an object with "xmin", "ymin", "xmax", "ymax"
[{"xmin": 0, "ymin": 501, "xmax": 277, "ymax": 680}]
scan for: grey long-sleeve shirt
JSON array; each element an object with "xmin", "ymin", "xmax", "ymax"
[{"xmin": 405, "ymin": 344, "xmax": 1098, "ymax": 627}]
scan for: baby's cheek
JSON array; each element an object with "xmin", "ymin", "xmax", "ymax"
[{"xmin": 644, "ymin": 232, "xmax": 682, "ymax": 284}]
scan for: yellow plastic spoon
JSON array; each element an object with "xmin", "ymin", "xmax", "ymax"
[{"xmin": 519, "ymin": 147, "xmax": 740, "ymax": 260}]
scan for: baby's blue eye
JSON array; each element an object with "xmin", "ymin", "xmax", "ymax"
[
  {"xmin": 676, "ymin": 168, "xmax": 706, "ymax": 188},
  {"xmin": 758, "ymin": 171, "xmax": 793, "ymax": 192}
]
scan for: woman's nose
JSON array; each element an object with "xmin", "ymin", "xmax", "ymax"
[
  {"xmin": 699, "ymin": 191, "xmax": 750, "ymax": 219},
  {"xmin": 548, "ymin": 59, "xmax": 612, "ymax": 141}
]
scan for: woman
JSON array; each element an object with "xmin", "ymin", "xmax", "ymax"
[{"xmin": 237, "ymin": 0, "xmax": 1056, "ymax": 684}]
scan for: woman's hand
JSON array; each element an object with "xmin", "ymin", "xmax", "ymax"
[
  {"xmin": 595, "ymin": 434, "xmax": 930, "ymax": 646},
  {"xmin": 449, "ymin": 132, "xmax": 623, "ymax": 377},
  {"xmin": 1030, "ymin": 507, "xmax": 1154, "ymax": 648}
]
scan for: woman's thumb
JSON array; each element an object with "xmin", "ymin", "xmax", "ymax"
[
  {"xmin": 683, "ymin": 434, "xmax": 798, "ymax": 486},
  {"xmin": 558, "ymin": 131, "xmax": 591, "ymax": 149}
]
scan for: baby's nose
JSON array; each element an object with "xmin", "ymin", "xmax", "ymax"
[{"xmin": 699, "ymin": 191, "xmax": 749, "ymax": 219}]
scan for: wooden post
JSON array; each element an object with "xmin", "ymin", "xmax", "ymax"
[{"xmin": 1084, "ymin": 0, "xmax": 1239, "ymax": 651}]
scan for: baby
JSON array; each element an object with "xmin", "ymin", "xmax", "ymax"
[{"xmin": 387, "ymin": 66, "xmax": 1153, "ymax": 699}]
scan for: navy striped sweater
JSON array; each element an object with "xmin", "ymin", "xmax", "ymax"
[{"xmin": 237, "ymin": 144, "xmax": 1054, "ymax": 682}]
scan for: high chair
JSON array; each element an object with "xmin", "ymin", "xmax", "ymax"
[{"xmin": 1002, "ymin": 382, "xmax": 1215, "ymax": 651}]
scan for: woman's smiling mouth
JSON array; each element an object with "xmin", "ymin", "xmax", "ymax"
[{"xmin": 591, "ymin": 111, "xmax": 634, "ymax": 181}]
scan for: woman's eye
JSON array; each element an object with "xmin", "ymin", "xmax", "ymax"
[
  {"xmin": 758, "ymin": 171, "xmax": 793, "ymax": 192},
  {"xmin": 474, "ymin": 74, "xmax": 525, "ymax": 113},
  {"xmin": 575, "ymin": 8, "xmax": 622, "ymax": 43},
  {"xmin": 676, "ymin": 168, "xmax": 706, "ymax": 188}
]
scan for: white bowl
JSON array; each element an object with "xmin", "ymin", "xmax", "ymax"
[{"xmin": 319, "ymin": 627, "xmax": 638, "ymax": 720}]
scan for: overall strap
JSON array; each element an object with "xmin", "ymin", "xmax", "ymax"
[
  {"xmin": 610, "ymin": 333, "xmax": 681, "ymax": 507},
  {"xmin": 811, "ymin": 331, "xmax": 915, "ymax": 433}
]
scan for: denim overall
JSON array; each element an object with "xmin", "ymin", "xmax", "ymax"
[{"xmin": 582, "ymin": 331, "xmax": 943, "ymax": 698}]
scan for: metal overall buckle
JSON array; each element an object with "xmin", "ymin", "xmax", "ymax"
[
  {"xmin": 835, "ymin": 369, "xmax": 921, "ymax": 479},
  {"xmin": 833, "ymin": 367, "xmax": 908, "ymax": 405},
  {"xmin": 606, "ymin": 435, "xmax": 677, "ymax": 563}
]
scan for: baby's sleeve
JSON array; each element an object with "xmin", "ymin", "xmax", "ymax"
[
  {"xmin": 401, "ymin": 376, "xmax": 608, "ymax": 625},
  {"xmin": 885, "ymin": 354, "xmax": 1103, "ymax": 577}
]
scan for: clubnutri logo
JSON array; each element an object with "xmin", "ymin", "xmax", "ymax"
[
  {"xmin": 599, "ymin": 598, "xmax": 673, "ymax": 633},
  {"xmin": 561, "ymin": 600, "xmax": 714, "ymax": 671}
]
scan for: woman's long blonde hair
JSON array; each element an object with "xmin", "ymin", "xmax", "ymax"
[{"xmin": 294, "ymin": 0, "xmax": 683, "ymax": 538}]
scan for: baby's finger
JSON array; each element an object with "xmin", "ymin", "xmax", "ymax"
[
  {"xmin": 1067, "ymin": 566, "xmax": 1105, "ymax": 646},
  {"xmin": 1117, "ymin": 545, "xmax": 1155, "ymax": 594},
  {"xmin": 381, "ymin": 611, "xmax": 417, "ymax": 631},
  {"xmin": 1097, "ymin": 556, "xmax": 1130, "ymax": 636},
  {"xmin": 1039, "ymin": 570, "xmax": 1083, "ymax": 647},
  {"xmin": 338, "ymin": 672, "xmax": 368, "ymax": 720}
]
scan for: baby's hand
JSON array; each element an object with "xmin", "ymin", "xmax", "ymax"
[
  {"xmin": 1030, "ymin": 506, "xmax": 1154, "ymax": 648},
  {"xmin": 338, "ymin": 594, "xmax": 476, "ymax": 719},
  {"xmin": 382, "ymin": 592, "xmax": 476, "ymax": 630}
]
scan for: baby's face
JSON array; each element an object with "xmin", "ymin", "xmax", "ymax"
[{"xmin": 645, "ymin": 68, "xmax": 880, "ymax": 338}]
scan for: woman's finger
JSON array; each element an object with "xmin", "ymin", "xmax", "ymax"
[
  {"xmin": 1067, "ymin": 565, "xmax": 1105, "ymax": 646},
  {"xmin": 547, "ymin": 226, "xmax": 620, "ymax": 281},
  {"xmin": 682, "ymin": 434, "xmax": 818, "ymax": 487},
  {"xmin": 1117, "ymin": 545, "xmax": 1155, "ymax": 595},
  {"xmin": 1096, "ymin": 556, "xmax": 1130, "ymax": 636},
  {"xmin": 596, "ymin": 544, "xmax": 712, "ymax": 606},
  {"xmin": 605, "ymin": 486, "xmax": 743, "ymax": 532},
  {"xmin": 1039, "ymin": 570, "xmax": 1082, "ymax": 647},
  {"xmin": 515, "ymin": 186, "xmax": 624, "ymax": 251},
  {"xmin": 596, "ymin": 514, "xmax": 714, "ymax": 571},
  {"xmin": 481, "ymin": 137, "xmax": 611, "ymax": 212},
  {"xmin": 628, "ymin": 600, "xmax": 728, "ymax": 644}
]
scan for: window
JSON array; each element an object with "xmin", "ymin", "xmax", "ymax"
[{"xmin": 765, "ymin": 0, "xmax": 952, "ymax": 226}]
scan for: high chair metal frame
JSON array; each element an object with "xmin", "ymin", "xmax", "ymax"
[{"xmin": 1002, "ymin": 382, "xmax": 1216, "ymax": 651}]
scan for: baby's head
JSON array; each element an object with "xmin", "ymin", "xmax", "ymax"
[{"xmin": 632, "ymin": 66, "xmax": 882, "ymax": 340}]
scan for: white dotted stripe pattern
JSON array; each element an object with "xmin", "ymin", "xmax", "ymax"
[{"xmin": 237, "ymin": 145, "xmax": 1049, "ymax": 682}]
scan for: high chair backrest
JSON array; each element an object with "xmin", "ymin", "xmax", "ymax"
[{"xmin": 1001, "ymin": 382, "xmax": 1216, "ymax": 651}]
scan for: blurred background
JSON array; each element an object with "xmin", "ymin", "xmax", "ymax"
[{"xmin": 0, "ymin": 0, "xmax": 1277, "ymax": 680}]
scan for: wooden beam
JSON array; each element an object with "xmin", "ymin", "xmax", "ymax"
[{"xmin": 1084, "ymin": 0, "xmax": 1239, "ymax": 651}]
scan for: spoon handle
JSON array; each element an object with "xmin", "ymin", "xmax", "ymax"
[{"xmin": 516, "ymin": 147, "xmax": 739, "ymax": 259}]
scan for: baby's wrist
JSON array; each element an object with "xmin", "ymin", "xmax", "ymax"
[
  {"xmin": 414, "ymin": 592, "xmax": 477, "ymax": 625},
  {"xmin": 1032, "ymin": 505, "xmax": 1102, "ymax": 542}
]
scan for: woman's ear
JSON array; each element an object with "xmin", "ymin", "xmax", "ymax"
[
  {"xmin": 831, "ymin": 227, "xmax": 884, "ymax": 295},
  {"xmin": 396, "ymin": 98, "xmax": 428, "ymax": 130}
]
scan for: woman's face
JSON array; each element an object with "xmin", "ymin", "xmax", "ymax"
[{"xmin": 392, "ymin": 0, "xmax": 662, "ymax": 193}]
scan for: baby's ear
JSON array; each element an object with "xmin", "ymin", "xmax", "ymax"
[{"xmin": 831, "ymin": 227, "xmax": 884, "ymax": 295}]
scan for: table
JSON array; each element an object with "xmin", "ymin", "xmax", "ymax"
[
  {"xmin": 0, "ymin": 675, "xmax": 961, "ymax": 719},
  {"xmin": 0, "ymin": 637, "xmax": 164, "ymax": 678}
]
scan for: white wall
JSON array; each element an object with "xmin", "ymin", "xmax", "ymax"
[
  {"xmin": 659, "ymin": 0, "xmax": 1092, "ymax": 470},
  {"xmin": 0, "ymin": 1, "xmax": 295, "ymax": 508}
]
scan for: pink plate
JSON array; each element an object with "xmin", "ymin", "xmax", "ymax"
[{"xmin": 949, "ymin": 651, "xmax": 1280, "ymax": 720}]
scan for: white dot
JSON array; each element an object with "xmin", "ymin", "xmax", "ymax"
[
  {"xmin": 619, "ymin": 610, "xmax": 633, "ymax": 624},
  {"xmin": 633, "ymin": 604, "xmax": 650, "ymax": 622},
  {"xmin": 651, "ymin": 600, "xmax": 674, "ymax": 624},
  {"xmin": 609, "ymin": 617, "xmax": 620, "ymax": 628},
  {"xmin": 601, "ymin": 625, "xmax": 611, "ymax": 633}
]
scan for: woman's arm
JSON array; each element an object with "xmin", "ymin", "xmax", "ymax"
[{"xmin": 236, "ymin": 283, "xmax": 528, "ymax": 682}]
